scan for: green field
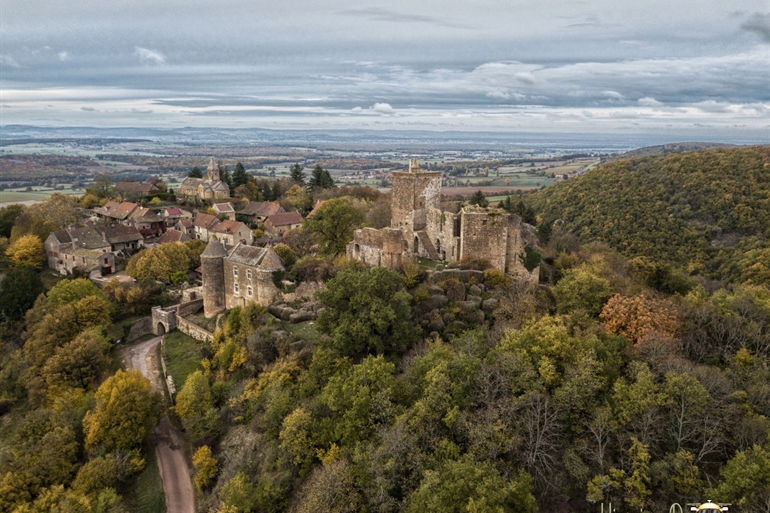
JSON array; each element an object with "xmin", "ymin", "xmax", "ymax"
[
  {"xmin": 282, "ymin": 320, "xmax": 320, "ymax": 345},
  {"xmin": 163, "ymin": 331, "xmax": 205, "ymax": 391}
]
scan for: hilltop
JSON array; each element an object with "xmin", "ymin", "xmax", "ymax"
[
  {"xmin": 603, "ymin": 142, "xmax": 736, "ymax": 162},
  {"xmin": 530, "ymin": 146, "xmax": 770, "ymax": 284}
]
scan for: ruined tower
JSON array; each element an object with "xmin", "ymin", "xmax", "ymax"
[
  {"xmin": 390, "ymin": 159, "xmax": 442, "ymax": 249},
  {"xmin": 201, "ymin": 238, "xmax": 227, "ymax": 317}
]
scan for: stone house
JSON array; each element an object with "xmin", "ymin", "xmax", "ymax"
[
  {"xmin": 264, "ymin": 211, "xmax": 303, "ymax": 236},
  {"xmin": 192, "ymin": 212, "xmax": 220, "ymax": 242},
  {"xmin": 94, "ymin": 201, "xmax": 139, "ymax": 222},
  {"xmin": 200, "ymin": 239, "xmax": 284, "ymax": 317},
  {"xmin": 210, "ymin": 220, "xmax": 253, "ymax": 247},
  {"xmin": 129, "ymin": 207, "xmax": 166, "ymax": 237},
  {"xmin": 213, "ymin": 202, "xmax": 236, "ymax": 221},
  {"xmin": 347, "ymin": 159, "xmax": 539, "ymax": 281},
  {"xmin": 115, "ymin": 181, "xmax": 160, "ymax": 200},
  {"xmin": 97, "ymin": 224, "xmax": 144, "ymax": 253},
  {"xmin": 175, "ymin": 218, "xmax": 195, "ymax": 237},
  {"xmin": 239, "ymin": 201, "xmax": 284, "ymax": 224},
  {"xmin": 45, "ymin": 225, "xmax": 115, "ymax": 275},
  {"xmin": 156, "ymin": 229, "xmax": 190, "ymax": 245}
]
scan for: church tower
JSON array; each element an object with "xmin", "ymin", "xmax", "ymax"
[{"xmin": 205, "ymin": 157, "xmax": 220, "ymax": 182}]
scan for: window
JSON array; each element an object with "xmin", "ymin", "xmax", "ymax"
[
  {"xmin": 234, "ymin": 282, "xmax": 239, "ymax": 294},
  {"xmin": 233, "ymin": 266, "xmax": 238, "ymax": 277},
  {"xmin": 247, "ymin": 269, "xmax": 252, "ymax": 280},
  {"xmin": 247, "ymin": 286, "xmax": 253, "ymax": 297},
  {"xmin": 104, "ymin": 258, "xmax": 109, "ymax": 264}
]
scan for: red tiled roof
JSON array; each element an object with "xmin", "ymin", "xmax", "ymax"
[
  {"xmin": 213, "ymin": 202, "xmax": 235, "ymax": 213},
  {"xmin": 240, "ymin": 201, "xmax": 284, "ymax": 217},
  {"xmin": 193, "ymin": 212, "xmax": 219, "ymax": 229},
  {"xmin": 212, "ymin": 220, "xmax": 247, "ymax": 234}
]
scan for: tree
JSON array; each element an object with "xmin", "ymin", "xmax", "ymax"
[
  {"xmin": 47, "ymin": 278, "xmax": 105, "ymax": 307},
  {"xmin": 289, "ymin": 163, "xmax": 305, "ymax": 185},
  {"xmin": 600, "ymin": 293, "xmax": 681, "ymax": 344},
  {"xmin": 0, "ymin": 204, "xmax": 23, "ymax": 237},
  {"xmin": 273, "ymin": 244, "xmax": 297, "ymax": 268},
  {"xmin": 303, "ymin": 197, "xmax": 364, "ymax": 257},
  {"xmin": 83, "ymin": 369, "xmax": 161, "ymax": 452},
  {"xmin": 468, "ymin": 190, "xmax": 489, "ymax": 208},
  {"xmin": 71, "ymin": 455, "xmax": 119, "ymax": 495},
  {"xmin": 10, "ymin": 194, "xmax": 78, "ymax": 241},
  {"xmin": 87, "ymin": 175, "xmax": 114, "ymax": 199},
  {"xmin": 284, "ymin": 184, "xmax": 313, "ymax": 215},
  {"xmin": 407, "ymin": 454, "xmax": 537, "ymax": 513},
  {"xmin": 41, "ymin": 329, "xmax": 112, "ymax": 391},
  {"xmin": 232, "ymin": 162, "xmax": 249, "ymax": 188},
  {"xmin": 126, "ymin": 242, "xmax": 192, "ymax": 282},
  {"xmin": 189, "ymin": 166, "xmax": 203, "ymax": 178},
  {"xmin": 80, "ymin": 193, "xmax": 100, "ymax": 209},
  {"xmin": 0, "ymin": 265, "xmax": 43, "ymax": 321},
  {"xmin": 192, "ymin": 446, "xmax": 218, "ymax": 491},
  {"xmin": 317, "ymin": 267, "xmax": 420, "ymax": 356},
  {"xmin": 6, "ymin": 234, "xmax": 45, "ymax": 269},
  {"xmin": 175, "ymin": 370, "xmax": 217, "ymax": 441},
  {"xmin": 308, "ymin": 164, "xmax": 334, "ymax": 190},
  {"xmin": 711, "ymin": 443, "xmax": 770, "ymax": 512},
  {"xmin": 553, "ymin": 267, "xmax": 613, "ymax": 317}
]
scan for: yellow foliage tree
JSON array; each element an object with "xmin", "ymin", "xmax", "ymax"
[
  {"xmin": 6, "ymin": 234, "xmax": 45, "ymax": 269},
  {"xmin": 83, "ymin": 369, "xmax": 160, "ymax": 453},
  {"xmin": 192, "ymin": 445, "xmax": 218, "ymax": 491}
]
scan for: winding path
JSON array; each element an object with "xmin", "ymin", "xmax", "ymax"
[{"xmin": 121, "ymin": 337, "xmax": 195, "ymax": 513}]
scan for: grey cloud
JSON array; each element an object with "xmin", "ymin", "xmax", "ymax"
[
  {"xmin": 339, "ymin": 8, "xmax": 472, "ymax": 29},
  {"xmin": 1, "ymin": 55, "xmax": 21, "ymax": 68},
  {"xmin": 741, "ymin": 13, "xmax": 770, "ymax": 43},
  {"xmin": 81, "ymin": 106, "xmax": 96, "ymax": 111}
]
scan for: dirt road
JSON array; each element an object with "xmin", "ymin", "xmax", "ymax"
[{"xmin": 121, "ymin": 337, "xmax": 195, "ymax": 513}]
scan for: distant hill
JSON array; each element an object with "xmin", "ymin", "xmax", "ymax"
[
  {"xmin": 605, "ymin": 142, "xmax": 736, "ymax": 162},
  {"xmin": 531, "ymin": 146, "xmax": 770, "ymax": 284}
]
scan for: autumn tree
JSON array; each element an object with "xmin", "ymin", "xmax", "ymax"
[
  {"xmin": 192, "ymin": 446, "xmax": 218, "ymax": 491},
  {"xmin": 303, "ymin": 197, "xmax": 364, "ymax": 257},
  {"xmin": 6, "ymin": 234, "xmax": 45, "ymax": 269},
  {"xmin": 600, "ymin": 293, "xmax": 681, "ymax": 344},
  {"xmin": 83, "ymin": 369, "xmax": 161, "ymax": 452},
  {"xmin": 175, "ymin": 370, "xmax": 217, "ymax": 441},
  {"xmin": 86, "ymin": 174, "xmax": 114, "ymax": 199},
  {"xmin": 126, "ymin": 242, "xmax": 193, "ymax": 282}
]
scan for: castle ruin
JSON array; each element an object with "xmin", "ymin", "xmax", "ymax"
[{"xmin": 347, "ymin": 159, "xmax": 539, "ymax": 281}]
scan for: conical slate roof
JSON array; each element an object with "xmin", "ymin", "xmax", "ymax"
[{"xmin": 200, "ymin": 238, "xmax": 227, "ymax": 258}]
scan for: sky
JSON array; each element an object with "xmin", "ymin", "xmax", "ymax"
[{"xmin": 1, "ymin": 0, "xmax": 769, "ymax": 140}]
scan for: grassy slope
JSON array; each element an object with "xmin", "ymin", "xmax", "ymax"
[
  {"xmin": 530, "ymin": 146, "xmax": 770, "ymax": 282},
  {"xmin": 163, "ymin": 331, "xmax": 205, "ymax": 391}
]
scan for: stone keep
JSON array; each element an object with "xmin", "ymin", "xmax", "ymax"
[
  {"xmin": 201, "ymin": 238, "xmax": 227, "ymax": 317},
  {"xmin": 391, "ymin": 159, "xmax": 442, "ymax": 246}
]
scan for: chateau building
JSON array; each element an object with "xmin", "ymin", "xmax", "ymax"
[
  {"xmin": 177, "ymin": 158, "xmax": 231, "ymax": 201},
  {"xmin": 347, "ymin": 159, "xmax": 539, "ymax": 281},
  {"xmin": 200, "ymin": 239, "xmax": 284, "ymax": 317}
]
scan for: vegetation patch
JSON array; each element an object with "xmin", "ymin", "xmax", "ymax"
[
  {"xmin": 120, "ymin": 445, "xmax": 166, "ymax": 513},
  {"xmin": 164, "ymin": 330, "xmax": 205, "ymax": 390}
]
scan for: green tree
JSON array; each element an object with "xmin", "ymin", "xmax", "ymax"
[
  {"xmin": 41, "ymin": 329, "xmax": 111, "ymax": 391},
  {"xmin": 126, "ymin": 242, "xmax": 192, "ymax": 282},
  {"xmin": 0, "ymin": 204, "xmax": 23, "ymax": 238},
  {"xmin": 302, "ymin": 197, "xmax": 364, "ymax": 257},
  {"xmin": 308, "ymin": 164, "xmax": 334, "ymax": 190},
  {"xmin": 71, "ymin": 455, "xmax": 119, "ymax": 495},
  {"xmin": 711, "ymin": 443, "xmax": 770, "ymax": 512},
  {"xmin": 175, "ymin": 370, "xmax": 217, "ymax": 441},
  {"xmin": 86, "ymin": 174, "xmax": 114, "ymax": 199},
  {"xmin": 468, "ymin": 190, "xmax": 489, "ymax": 207},
  {"xmin": 0, "ymin": 265, "xmax": 43, "ymax": 321},
  {"xmin": 189, "ymin": 166, "xmax": 203, "ymax": 178},
  {"xmin": 6, "ymin": 234, "xmax": 45, "ymax": 269},
  {"xmin": 407, "ymin": 454, "xmax": 536, "ymax": 513},
  {"xmin": 232, "ymin": 162, "xmax": 249, "ymax": 188},
  {"xmin": 83, "ymin": 369, "xmax": 161, "ymax": 452},
  {"xmin": 273, "ymin": 244, "xmax": 297, "ymax": 268},
  {"xmin": 289, "ymin": 163, "xmax": 305, "ymax": 185},
  {"xmin": 317, "ymin": 267, "xmax": 420, "ymax": 357},
  {"xmin": 553, "ymin": 267, "xmax": 613, "ymax": 317}
]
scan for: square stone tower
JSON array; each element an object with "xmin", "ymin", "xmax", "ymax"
[{"xmin": 390, "ymin": 159, "xmax": 442, "ymax": 248}]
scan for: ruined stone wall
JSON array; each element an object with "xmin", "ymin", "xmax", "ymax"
[
  {"xmin": 177, "ymin": 316, "xmax": 214, "ymax": 342},
  {"xmin": 126, "ymin": 317, "xmax": 153, "ymax": 342},
  {"xmin": 177, "ymin": 298, "xmax": 204, "ymax": 317},
  {"xmin": 348, "ymin": 227, "xmax": 405, "ymax": 269},
  {"xmin": 459, "ymin": 209, "xmax": 509, "ymax": 271},
  {"xmin": 425, "ymin": 208, "xmax": 460, "ymax": 262},
  {"xmin": 391, "ymin": 171, "xmax": 442, "ymax": 235},
  {"xmin": 182, "ymin": 286, "xmax": 203, "ymax": 302}
]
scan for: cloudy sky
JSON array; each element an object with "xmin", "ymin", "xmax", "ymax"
[{"xmin": 1, "ymin": 0, "xmax": 769, "ymax": 140}]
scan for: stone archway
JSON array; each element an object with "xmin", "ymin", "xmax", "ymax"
[{"xmin": 156, "ymin": 322, "xmax": 166, "ymax": 335}]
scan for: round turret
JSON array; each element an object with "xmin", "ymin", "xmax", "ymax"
[{"xmin": 201, "ymin": 238, "xmax": 227, "ymax": 317}]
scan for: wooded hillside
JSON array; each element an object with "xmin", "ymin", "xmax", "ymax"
[{"xmin": 531, "ymin": 147, "xmax": 770, "ymax": 284}]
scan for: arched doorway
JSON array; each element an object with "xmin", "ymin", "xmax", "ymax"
[
  {"xmin": 156, "ymin": 323, "xmax": 166, "ymax": 335},
  {"xmin": 414, "ymin": 236, "xmax": 419, "ymax": 254}
]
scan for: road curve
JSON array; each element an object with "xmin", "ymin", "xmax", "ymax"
[{"xmin": 121, "ymin": 337, "xmax": 195, "ymax": 513}]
